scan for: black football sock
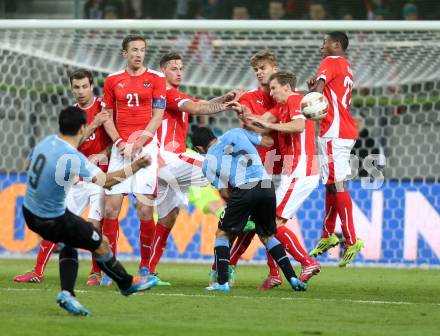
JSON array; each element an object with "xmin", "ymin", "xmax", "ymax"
[
  {"xmin": 95, "ymin": 251, "xmax": 133, "ymax": 290},
  {"xmin": 59, "ymin": 245, "xmax": 78, "ymax": 296},
  {"xmin": 266, "ymin": 237, "xmax": 297, "ymax": 280},
  {"xmin": 214, "ymin": 237, "xmax": 230, "ymax": 285}
]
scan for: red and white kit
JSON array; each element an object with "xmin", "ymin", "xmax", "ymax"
[
  {"xmin": 156, "ymin": 87, "xmax": 208, "ymax": 219},
  {"xmin": 239, "ymin": 88, "xmax": 280, "ymax": 175},
  {"xmin": 316, "ymin": 56, "xmax": 358, "ymax": 184},
  {"xmin": 66, "ymin": 97, "xmax": 111, "ymax": 221},
  {"xmin": 102, "ymin": 68, "xmax": 166, "ymax": 195},
  {"xmin": 268, "ymin": 93, "xmax": 319, "ymax": 220}
]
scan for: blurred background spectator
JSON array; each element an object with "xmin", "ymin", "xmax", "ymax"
[
  {"xmin": 231, "ymin": 3, "xmax": 250, "ymax": 20},
  {"xmin": 308, "ymin": 1, "xmax": 327, "ymax": 20},
  {"xmin": 402, "ymin": 2, "xmax": 418, "ymax": 20},
  {"xmin": 268, "ymin": 0, "xmax": 288, "ymax": 20}
]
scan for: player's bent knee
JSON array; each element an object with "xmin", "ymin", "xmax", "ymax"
[
  {"xmin": 258, "ymin": 235, "xmax": 270, "ymax": 246},
  {"xmin": 159, "ymin": 208, "xmax": 179, "ymax": 229},
  {"xmin": 94, "ymin": 236, "xmax": 110, "ymax": 256}
]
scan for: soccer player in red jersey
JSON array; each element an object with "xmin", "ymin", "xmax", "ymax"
[
  {"xmin": 307, "ymin": 31, "xmax": 364, "ymax": 266},
  {"xmin": 244, "ymin": 71, "xmax": 321, "ymax": 282},
  {"xmin": 148, "ymin": 52, "xmax": 239, "ymax": 279},
  {"xmin": 100, "ymin": 35, "xmax": 167, "ymax": 281},
  {"xmin": 14, "ymin": 69, "xmax": 111, "ymax": 285}
]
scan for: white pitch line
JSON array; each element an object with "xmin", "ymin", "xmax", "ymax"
[{"xmin": 2, "ymin": 288, "xmax": 439, "ymax": 307}]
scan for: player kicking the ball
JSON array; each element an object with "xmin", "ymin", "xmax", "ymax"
[
  {"xmin": 22, "ymin": 106, "xmax": 158, "ymax": 316},
  {"xmin": 191, "ymin": 126, "xmax": 307, "ymax": 292},
  {"xmin": 14, "ymin": 69, "xmax": 111, "ymax": 286},
  {"xmin": 307, "ymin": 31, "xmax": 364, "ymax": 266}
]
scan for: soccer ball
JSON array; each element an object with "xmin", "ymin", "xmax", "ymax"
[{"xmin": 301, "ymin": 92, "xmax": 329, "ymax": 121}]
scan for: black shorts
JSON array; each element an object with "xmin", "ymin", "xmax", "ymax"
[
  {"xmin": 23, "ymin": 206, "xmax": 102, "ymax": 252},
  {"xmin": 219, "ymin": 180, "xmax": 276, "ymax": 237}
]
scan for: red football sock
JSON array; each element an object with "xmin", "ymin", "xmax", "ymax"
[
  {"xmin": 148, "ymin": 223, "xmax": 172, "ymax": 274},
  {"xmin": 139, "ymin": 218, "xmax": 156, "ymax": 268},
  {"xmin": 275, "ymin": 225, "xmax": 313, "ymax": 267},
  {"xmin": 321, "ymin": 190, "xmax": 338, "ymax": 238},
  {"xmin": 102, "ymin": 218, "xmax": 119, "ymax": 255},
  {"xmin": 335, "ymin": 190, "xmax": 357, "ymax": 246},
  {"xmin": 266, "ymin": 250, "xmax": 280, "ymax": 276},
  {"xmin": 34, "ymin": 240, "xmax": 57, "ymax": 275},
  {"xmin": 90, "ymin": 256, "xmax": 101, "ymax": 274},
  {"xmin": 230, "ymin": 231, "xmax": 255, "ymax": 266}
]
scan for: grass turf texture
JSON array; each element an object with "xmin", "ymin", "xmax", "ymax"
[{"xmin": 1, "ymin": 259, "xmax": 439, "ymax": 336}]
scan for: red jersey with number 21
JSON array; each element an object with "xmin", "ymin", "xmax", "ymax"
[
  {"xmin": 316, "ymin": 56, "xmax": 357, "ymax": 139},
  {"xmin": 157, "ymin": 87, "xmax": 199, "ymax": 154},
  {"xmin": 102, "ymin": 68, "xmax": 166, "ymax": 142}
]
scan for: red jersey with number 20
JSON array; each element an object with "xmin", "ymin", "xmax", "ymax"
[
  {"xmin": 76, "ymin": 97, "xmax": 111, "ymax": 172},
  {"xmin": 316, "ymin": 56, "xmax": 357, "ymax": 139},
  {"xmin": 102, "ymin": 68, "xmax": 166, "ymax": 142},
  {"xmin": 157, "ymin": 87, "xmax": 199, "ymax": 154},
  {"xmin": 269, "ymin": 93, "xmax": 318, "ymax": 176}
]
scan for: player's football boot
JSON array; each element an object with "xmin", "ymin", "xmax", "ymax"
[
  {"xmin": 151, "ymin": 273, "xmax": 171, "ymax": 286},
  {"xmin": 299, "ymin": 261, "xmax": 321, "ymax": 283},
  {"xmin": 86, "ymin": 272, "xmax": 101, "ymax": 286},
  {"xmin": 138, "ymin": 266, "xmax": 150, "ymax": 277},
  {"xmin": 290, "ymin": 277, "xmax": 307, "ymax": 291},
  {"xmin": 208, "ymin": 269, "xmax": 217, "ymax": 286},
  {"xmin": 120, "ymin": 275, "xmax": 159, "ymax": 296},
  {"xmin": 56, "ymin": 290, "xmax": 91, "ymax": 316},
  {"xmin": 100, "ymin": 273, "xmax": 113, "ymax": 286},
  {"xmin": 309, "ymin": 234, "xmax": 340, "ymax": 257},
  {"xmin": 338, "ymin": 239, "xmax": 364, "ymax": 267},
  {"xmin": 228, "ymin": 265, "xmax": 236, "ymax": 287},
  {"xmin": 205, "ymin": 282, "xmax": 231, "ymax": 292},
  {"xmin": 243, "ymin": 220, "xmax": 256, "ymax": 232},
  {"xmin": 13, "ymin": 270, "xmax": 44, "ymax": 283},
  {"xmin": 257, "ymin": 274, "xmax": 283, "ymax": 291}
]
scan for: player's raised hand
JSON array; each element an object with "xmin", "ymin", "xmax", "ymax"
[
  {"xmin": 307, "ymin": 75, "xmax": 317, "ymax": 90},
  {"xmin": 224, "ymin": 89, "xmax": 245, "ymax": 103},
  {"xmin": 92, "ymin": 111, "xmax": 111, "ymax": 127}
]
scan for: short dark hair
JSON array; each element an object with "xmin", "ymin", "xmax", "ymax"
[
  {"xmin": 160, "ymin": 52, "xmax": 182, "ymax": 68},
  {"xmin": 122, "ymin": 34, "xmax": 146, "ymax": 51},
  {"xmin": 69, "ymin": 69, "xmax": 93, "ymax": 85},
  {"xmin": 269, "ymin": 71, "xmax": 297, "ymax": 90},
  {"xmin": 191, "ymin": 127, "xmax": 216, "ymax": 149},
  {"xmin": 250, "ymin": 50, "xmax": 278, "ymax": 67},
  {"xmin": 328, "ymin": 31, "xmax": 349, "ymax": 51},
  {"xmin": 59, "ymin": 106, "xmax": 88, "ymax": 136}
]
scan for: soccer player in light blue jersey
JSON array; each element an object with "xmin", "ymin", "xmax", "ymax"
[
  {"xmin": 191, "ymin": 126, "xmax": 307, "ymax": 292},
  {"xmin": 23, "ymin": 106, "xmax": 159, "ymax": 316}
]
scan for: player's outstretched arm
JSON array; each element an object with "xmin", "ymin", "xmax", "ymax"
[
  {"xmin": 92, "ymin": 155, "xmax": 151, "ymax": 188},
  {"xmin": 180, "ymin": 100, "xmax": 229, "ymax": 116},
  {"xmin": 256, "ymin": 118, "xmax": 305, "ymax": 134},
  {"xmin": 209, "ymin": 89, "xmax": 245, "ymax": 104}
]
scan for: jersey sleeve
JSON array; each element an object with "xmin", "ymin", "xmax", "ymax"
[
  {"xmin": 101, "ymin": 77, "xmax": 115, "ymax": 110},
  {"xmin": 288, "ymin": 96, "xmax": 306, "ymax": 120},
  {"xmin": 166, "ymin": 89, "xmax": 198, "ymax": 112},
  {"xmin": 152, "ymin": 75, "xmax": 167, "ymax": 110},
  {"xmin": 316, "ymin": 57, "xmax": 337, "ymax": 84}
]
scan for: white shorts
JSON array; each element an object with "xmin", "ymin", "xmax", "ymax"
[
  {"xmin": 275, "ymin": 174, "xmax": 320, "ymax": 219},
  {"xmin": 65, "ymin": 181, "xmax": 104, "ymax": 221},
  {"xmin": 156, "ymin": 151, "xmax": 209, "ymax": 218},
  {"xmin": 318, "ymin": 137, "xmax": 355, "ymax": 185},
  {"xmin": 105, "ymin": 140, "xmax": 159, "ymax": 196}
]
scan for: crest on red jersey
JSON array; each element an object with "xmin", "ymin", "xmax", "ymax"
[{"xmin": 144, "ymin": 82, "xmax": 151, "ymax": 88}]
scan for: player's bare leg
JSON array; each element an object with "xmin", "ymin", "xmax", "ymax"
[
  {"xmin": 135, "ymin": 194, "xmax": 156, "ymax": 275},
  {"xmin": 101, "ymin": 194, "xmax": 124, "ymax": 286}
]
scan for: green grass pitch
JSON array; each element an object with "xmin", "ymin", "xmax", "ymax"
[{"xmin": 1, "ymin": 259, "xmax": 439, "ymax": 336}]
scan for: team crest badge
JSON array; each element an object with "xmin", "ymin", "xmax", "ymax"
[{"xmin": 144, "ymin": 82, "xmax": 151, "ymax": 88}]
